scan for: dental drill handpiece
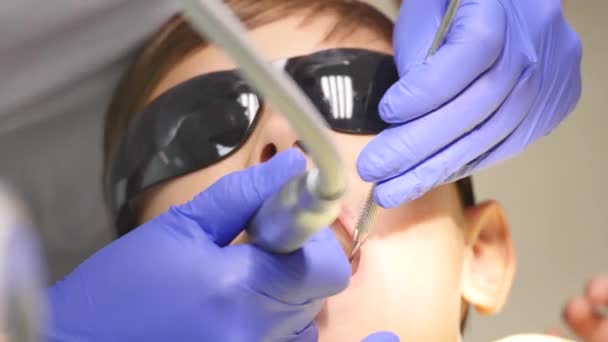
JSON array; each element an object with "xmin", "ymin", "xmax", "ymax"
[
  {"xmin": 350, "ymin": 0, "xmax": 462, "ymax": 260},
  {"xmin": 179, "ymin": 0, "xmax": 345, "ymax": 254}
]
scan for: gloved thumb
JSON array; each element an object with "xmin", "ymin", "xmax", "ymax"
[
  {"xmin": 173, "ymin": 148, "xmax": 306, "ymax": 246},
  {"xmin": 362, "ymin": 331, "xmax": 400, "ymax": 342}
]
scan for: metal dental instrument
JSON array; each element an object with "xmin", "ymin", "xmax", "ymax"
[
  {"xmin": 349, "ymin": 189, "xmax": 377, "ymax": 260},
  {"xmin": 350, "ymin": 0, "xmax": 462, "ymax": 260},
  {"xmin": 179, "ymin": 0, "xmax": 345, "ymax": 253}
]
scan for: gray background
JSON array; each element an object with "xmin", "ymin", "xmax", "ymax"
[{"xmin": 0, "ymin": 1, "xmax": 605, "ymax": 341}]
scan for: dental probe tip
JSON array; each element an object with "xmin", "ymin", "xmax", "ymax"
[
  {"xmin": 352, "ymin": 227, "xmax": 360, "ymax": 243},
  {"xmin": 348, "ymin": 228, "xmax": 361, "ymax": 259},
  {"xmin": 349, "ymin": 240, "xmax": 362, "ymax": 261}
]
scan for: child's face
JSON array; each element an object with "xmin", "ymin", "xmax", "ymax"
[{"xmin": 137, "ymin": 14, "xmax": 515, "ymax": 341}]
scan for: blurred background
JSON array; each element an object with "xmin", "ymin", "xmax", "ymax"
[{"xmin": 0, "ymin": 0, "xmax": 605, "ymax": 341}]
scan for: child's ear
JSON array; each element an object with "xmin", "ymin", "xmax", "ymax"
[{"xmin": 461, "ymin": 200, "xmax": 515, "ymax": 315}]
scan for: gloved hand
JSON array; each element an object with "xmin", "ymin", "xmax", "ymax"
[
  {"xmin": 46, "ymin": 149, "xmax": 353, "ymax": 342},
  {"xmin": 358, "ymin": 0, "xmax": 583, "ymax": 207}
]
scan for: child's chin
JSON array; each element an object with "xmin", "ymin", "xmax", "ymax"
[
  {"xmin": 314, "ymin": 246, "xmax": 368, "ymax": 332},
  {"xmin": 314, "ymin": 300, "xmax": 366, "ymax": 342}
]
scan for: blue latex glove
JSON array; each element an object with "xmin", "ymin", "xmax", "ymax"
[
  {"xmin": 358, "ymin": 0, "xmax": 582, "ymax": 207},
  {"xmin": 45, "ymin": 149, "xmax": 354, "ymax": 342},
  {"xmin": 363, "ymin": 332, "xmax": 400, "ymax": 342}
]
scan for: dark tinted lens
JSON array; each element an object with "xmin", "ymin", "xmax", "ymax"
[
  {"xmin": 209, "ymin": 102, "xmax": 250, "ymax": 146},
  {"xmin": 106, "ymin": 71, "xmax": 261, "ymax": 221},
  {"xmin": 287, "ymin": 49, "xmax": 397, "ymax": 134},
  {"xmin": 164, "ymin": 91, "xmax": 260, "ymax": 168},
  {"xmin": 213, "ymin": 92, "xmax": 261, "ymax": 146}
]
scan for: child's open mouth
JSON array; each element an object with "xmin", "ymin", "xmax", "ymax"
[{"xmin": 331, "ymin": 205, "xmax": 363, "ymax": 277}]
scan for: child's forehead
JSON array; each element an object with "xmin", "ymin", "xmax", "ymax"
[{"xmin": 149, "ymin": 15, "xmax": 392, "ymax": 101}]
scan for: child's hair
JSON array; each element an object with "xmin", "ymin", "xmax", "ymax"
[{"xmin": 103, "ymin": 0, "xmax": 473, "ymax": 329}]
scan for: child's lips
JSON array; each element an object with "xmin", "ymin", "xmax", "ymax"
[{"xmin": 331, "ymin": 206, "xmax": 355, "ymax": 253}]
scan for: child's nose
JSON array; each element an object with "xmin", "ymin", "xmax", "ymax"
[{"xmin": 250, "ymin": 108, "xmax": 312, "ymax": 166}]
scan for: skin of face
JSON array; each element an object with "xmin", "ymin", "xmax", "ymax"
[{"xmin": 134, "ymin": 12, "xmax": 516, "ymax": 341}]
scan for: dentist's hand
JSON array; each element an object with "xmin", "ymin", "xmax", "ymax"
[
  {"xmin": 46, "ymin": 149, "xmax": 351, "ymax": 342},
  {"xmin": 358, "ymin": 0, "xmax": 582, "ymax": 207}
]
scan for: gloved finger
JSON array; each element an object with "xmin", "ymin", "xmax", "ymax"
[
  {"xmin": 240, "ymin": 227, "xmax": 350, "ymax": 304},
  {"xmin": 361, "ymin": 331, "xmax": 400, "ymax": 342},
  {"xmin": 374, "ymin": 67, "xmax": 538, "ymax": 207},
  {"xmin": 382, "ymin": 0, "xmax": 506, "ymax": 123},
  {"xmin": 447, "ymin": 62, "xmax": 581, "ymax": 177},
  {"xmin": 174, "ymin": 148, "xmax": 306, "ymax": 246},
  {"xmin": 526, "ymin": 52, "xmax": 583, "ymax": 143},
  {"xmin": 358, "ymin": 45, "xmax": 528, "ymax": 183}
]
